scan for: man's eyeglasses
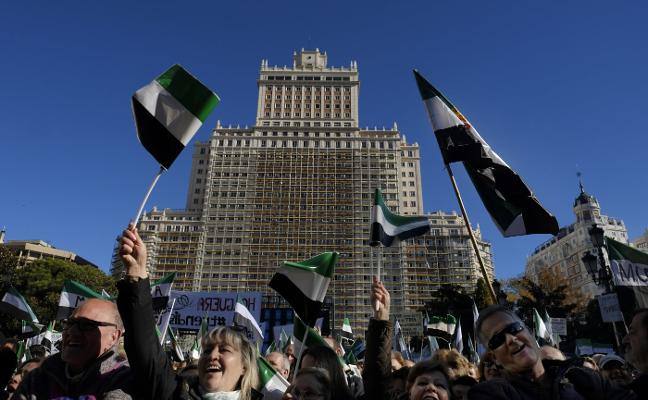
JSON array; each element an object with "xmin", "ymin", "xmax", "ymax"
[
  {"xmin": 488, "ymin": 321, "xmax": 524, "ymax": 350},
  {"xmin": 62, "ymin": 317, "xmax": 118, "ymax": 332}
]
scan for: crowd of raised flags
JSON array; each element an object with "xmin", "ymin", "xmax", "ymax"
[{"xmin": 2, "ymin": 65, "xmax": 646, "ymax": 399}]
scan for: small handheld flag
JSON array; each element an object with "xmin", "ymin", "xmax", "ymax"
[
  {"xmin": 258, "ymin": 356, "xmax": 289, "ymax": 400},
  {"xmin": 56, "ymin": 280, "xmax": 105, "ymax": 320},
  {"xmin": 130, "ymin": 65, "xmax": 220, "ymax": 225},
  {"xmin": 0, "ymin": 286, "xmax": 39, "ymax": 323},
  {"xmin": 190, "ymin": 315, "xmax": 210, "ymax": 360},
  {"xmin": 369, "ymin": 188, "xmax": 429, "ymax": 247},
  {"xmin": 234, "ymin": 297, "xmax": 264, "ymax": 343},
  {"xmin": 150, "ymin": 272, "xmax": 176, "ymax": 311},
  {"xmin": 132, "ymin": 64, "xmax": 220, "ymax": 170},
  {"xmin": 269, "ymin": 252, "xmax": 338, "ymax": 326}
]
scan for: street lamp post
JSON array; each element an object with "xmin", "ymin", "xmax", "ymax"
[{"xmin": 580, "ymin": 225, "xmax": 621, "ymax": 347}]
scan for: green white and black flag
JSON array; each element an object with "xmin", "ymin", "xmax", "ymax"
[
  {"xmin": 132, "ymin": 65, "xmax": 220, "ymax": 169},
  {"xmin": 414, "ymin": 70, "xmax": 559, "ymax": 237},
  {"xmin": 293, "ymin": 315, "xmax": 329, "ymax": 351},
  {"xmin": 533, "ymin": 308, "xmax": 553, "ymax": 345},
  {"xmin": 56, "ymin": 280, "xmax": 104, "ymax": 320},
  {"xmin": 257, "ymin": 356, "xmax": 289, "ymax": 400},
  {"xmin": 190, "ymin": 315, "xmax": 210, "ymax": 360},
  {"xmin": 167, "ymin": 326, "xmax": 185, "ymax": 362},
  {"xmin": 269, "ymin": 252, "xmax": 338, "ymax": 326},
  {"xmin": 234, "ymin": 297, "xmax": 264, "ymax": 343},
  {"xmin": 426, "ymin": 314, "xmax": 457, "ymax": 337},
  {"xmin": 370, "ymin": 188, "xmax": 430, "ymax": 247},
  {"xmin": 0, "ymin": 286, "xmax": 39, "ymax": 323},
  {"xmin": 150, "ymin": 272, "xmax": 176, "ymax": 311},
  {"xmin": 341, "ymin": 317, "xmax": 353, "ymax": 340}
]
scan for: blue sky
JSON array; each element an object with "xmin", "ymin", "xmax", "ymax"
[{"xmin": 1, "ymin": 1, "xmax": 647, "ymax": 279}]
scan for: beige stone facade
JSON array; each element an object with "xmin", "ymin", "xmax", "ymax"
[
  {"xmin": 525, "ymin": 187, "xmax": 628, "ymax": 298},
  {"xmin": 112, "ymin": 50, "xmax": 494, "ymax": 336}
]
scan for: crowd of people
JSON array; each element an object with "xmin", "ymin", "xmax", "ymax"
[{"xmin": 0, "ymin": 226, "xmax": 646, "ymax": 399}]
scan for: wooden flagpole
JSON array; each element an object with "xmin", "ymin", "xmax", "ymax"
[
  {"xmin": 133, "ymin": 166, "xmax": 165, "ymax": 226},
  {"xmin": 444, "ymin": 163, "xmax": 497, "ymax": 304}
]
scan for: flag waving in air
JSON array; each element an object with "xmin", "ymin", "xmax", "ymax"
[
  {"xmin": 0, "ymin": 286, "xmax": 38, "ymax": 323},
  {"xmin": 233, "ymin": 297, "xmax": 264, "ymax": 343},
  {"xmin": 56, "ymin": 280, "xmax": 105, "ymax": 320},
  {"xmin": 341, "ymin": 317, "xmax": 353, "ymax": 340},
  {"xmin": 190, "ymin": 315, "xmax": 210, "ymax": 360},
  {"xmin": 257, "ymin": 356, "xmax": 289, "ymax": 400},
  {"xmin": 150, "ymin": 272, "xmax": 176, "ymax": 311},
  {"xmin": 413, "ymin": 70, "xmax": 558, "ymax": 237},
  {"xmin": 369, "ymin": 188, "xmax": 430, "ymax": 247},
  {"xmin": 269, "ymin": 252, "xmax": 338, "ymax": 326},
  {"xmin": 132, "ymin": 64, "xmax": 220, "ymax": 169},
  {"xmin": 533, "ymin": 308, "xmax": 553, "ymax": 345}
]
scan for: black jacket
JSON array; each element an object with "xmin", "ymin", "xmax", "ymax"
[
  {"xmin": 628, "ymin": 374, "xmax": 648, "ymax": 398},
  {"xmin": 116, "ymin": 278, "xmax": 261, "ymax": 400},
  {"xmin": 361, "ymin": 318, "xmax": 393, "ymax": 400},
  {"xmin": 468, "ymin": 359, "xmax": 637, "ymax": 400},
  {"xmin": 13, "ymin": 350, "xmax": 132, "ymax": 400}
]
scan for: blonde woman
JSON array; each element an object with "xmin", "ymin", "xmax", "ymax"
[{"xmin": 117, "ymin": 226, "xmax": 260, "ymax": 400}]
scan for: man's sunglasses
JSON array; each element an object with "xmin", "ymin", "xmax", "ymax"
[
  {"xmin": 62, "ymin": 317, "xmax": 118, "ymax": 332},
  {"xmin": 488, "ymin": 321, "xmax": 525, "ymax": 350}
]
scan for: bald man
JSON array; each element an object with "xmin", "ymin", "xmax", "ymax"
[{"xmin": 14, "ymin": 298, "xmax": 134, "ymax": 399}]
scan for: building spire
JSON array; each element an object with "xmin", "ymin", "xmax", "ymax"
[{"xmin": 577, "ymin": 171, "xmax": 585, "ymax": 194}]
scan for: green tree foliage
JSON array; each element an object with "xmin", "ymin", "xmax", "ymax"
[
  {"xmin": 507, "ymin": 268, "xmax": 588, "ymax": 320},
  {"xmin": 11, "ymin": 259, "xmax": 116, "ymax": 323},
  {"xmin": 0, "ymin": 245, "xmax": 18, "ymax": 286},
  {"xmin": 473, "ymin": 278, "xmax": 491, "ymax": 309}
]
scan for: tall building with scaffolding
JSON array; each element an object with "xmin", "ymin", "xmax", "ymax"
[{"xmin": 112, "ymin": 50, "xmax": 494, "ymax": 336}]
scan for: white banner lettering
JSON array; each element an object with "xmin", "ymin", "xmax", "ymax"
[
  {"xmin": 611, "ymin": 260, "xmax": 648, "ymax": 286},
  {"xmin": 168, "ymin": 291, "xmax": 262, "ymax": 331}
]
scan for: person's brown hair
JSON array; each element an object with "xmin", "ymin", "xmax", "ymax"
[
  {"xmin": 431, "ymin": 349, "xmax": 474, "ymax": 379},
  {"xmin": 405, "ymin": 359, "xmax": 450, "ymax": 393}
]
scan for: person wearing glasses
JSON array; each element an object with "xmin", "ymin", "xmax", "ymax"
[
  {"xmin": 468, "ymin": 305, "xmax": 636, "ymax": 400},
  {"xmin": 13, "ymin": 298, "xmax": 133, "ymax": 399},
  {"xmin": 117, "ymin": 226, "xmax": 261, "ymax": 400}
]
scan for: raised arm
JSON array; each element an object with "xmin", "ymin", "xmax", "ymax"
[
  {"xmin": 362, "ymin": 277, "xmax": 393, "ymax": 400},
  {"xmin": 116, "ymin": 226, "xmax": 177, "ymax": 400}
]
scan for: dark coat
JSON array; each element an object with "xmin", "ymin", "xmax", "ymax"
[
  {"xmin": 468, "ymin": 359, "xmax": 637, "ymax": 400},
  {"xmin": 628, "ymin": 374, "xmax": 648, "ymax": 398},
  {"xmin": 13, "ymin": 350, "xmax": 132, "ymax": 400},
  {"xmin": 116, "ymin": 278, "xmax": 261, "ymax": 400},
  {"xmin": 361, "ymin": 318, "xmax": 393, "ymax": 400}
]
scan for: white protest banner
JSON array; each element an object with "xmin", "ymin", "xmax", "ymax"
[
  {"xmin": 598, "ymin": 293, "xmax": 623, "ymax": 323},
  {"xmin": 551, "ymin": 318, "xmax": 567, "ymax": 336},
  {"xmin": 610, "ymin": 260, "xmax": 648, "ymax": 287},
  {"xmin": 169, "ymin": 291, "xmax": 262, "ymax": 331},
  {"xmin": 607, "ymin": 237, "xmax": 648, "ymax": 286}
]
